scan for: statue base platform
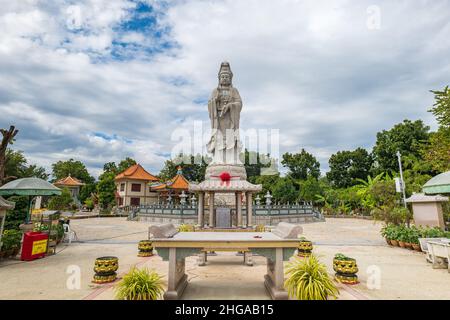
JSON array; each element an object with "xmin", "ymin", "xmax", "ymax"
[{"xmin": 205, "ymin": 163, "xmax": 247, "ymax": 181}]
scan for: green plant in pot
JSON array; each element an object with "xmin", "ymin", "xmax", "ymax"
[
  {"xmin": 381, "ymin": 224, "xmax": 396, "ymax": 245},
  {"xmin": 408, "ymin": 226, "xmax": 421, "ymax": 251},
  {"xmin": 396, "ymin": 226, "xmax": 408, "ymax": 248},
  {"xmin": 284, "ymin": 255, "xmax": 339, "ymax": 300},
  {"xmin": 1, "ymin": 229, "xmax": 22, "ymax": 258},
  {"xmin": 115, "ymin": 267, "xmax": 164, "ymax": 300},
  {"xmin": 333, "ymin": 253, "xmax": 359, "ymax": 284}
]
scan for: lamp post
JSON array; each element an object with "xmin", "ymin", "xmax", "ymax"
[
  {"xmin": 264, "ymin": 191, "xmax": 272, "ymax": 207},
  {"xmin": 396, "ymin": 151, "xmax": 407, "ymax": 208}
]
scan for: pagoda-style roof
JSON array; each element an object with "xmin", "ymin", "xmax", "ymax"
[
  {"xmin": 54, "ymin": 175, "xmax": 84, "ymax": 187},
  {"xmin": 115, "ymin": 164, "xmax": 159, "ymax": 182},
  {"xmin": 150, "ymin": 167, "xmax": 190, "ymax": 192}
]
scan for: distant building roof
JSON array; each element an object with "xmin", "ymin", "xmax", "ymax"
[
  {"xmin": 150, "ymin": 167, "xmax": 190, "ymax": 191},
  {"xmin": 54, "ymin": 175, "xmax": 84, "ymax": 187},
  {"xmin": 115, "ymin": 164, "xmax": 159, "ymax": 182}
]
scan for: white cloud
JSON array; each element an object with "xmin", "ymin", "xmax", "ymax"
[{"xmin": 0, "ymin": 0, "xmax": 448, "ymax": 179}]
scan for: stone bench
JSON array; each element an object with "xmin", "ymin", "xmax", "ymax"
[
  {"xmin": 148, "ymin": 223, "xmax": 178, "ymax": 239},
  {"xmin": 271, "ymin": 222, "xmax": 303, "ymax": 239}
]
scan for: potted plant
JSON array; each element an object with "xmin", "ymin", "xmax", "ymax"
[
  {"xmin": 381, "ymin": 224, "xmax": 395, "ymax": 245},
  {"xmin": 115, "ymin": 267, "xmax": 164, "ymax": 300},
  {"xmin": 397, "ymin": 226, "xmax": 407, "ymax": 248},
  {"xmin": 1, "ymin": 230, "xmax": 22, "ymax": 258},
  {"xmin": 333, "ymin": 253, "xmax": 359, "ymax": 284},
  {"xmin": 389, "ymin": 226, "xmax": 400, "ymax": 247},
  {"xmin": 284, "ymin": 255, "xmax": 339, "ymax": 300},
  {"xmin": 409, "ymin": 227, "xmax": 421, "ymax": 251},
  {"xmin": 403, "ymin": 228, "xmax": 413, "ymax": 250}
]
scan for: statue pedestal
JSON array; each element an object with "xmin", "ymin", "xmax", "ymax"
[{"xmin": 205, "ymin": 164, "xmax": 247, "ymax": 181}]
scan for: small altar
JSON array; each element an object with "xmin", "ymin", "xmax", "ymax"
[{"xmin": 150, "ymin": 222, "xmax": 302, "ymax": 300}]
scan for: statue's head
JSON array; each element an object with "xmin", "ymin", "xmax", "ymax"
[{"xmin": 218, "ymin": 62, "xmax": 233, "ymax": 87}]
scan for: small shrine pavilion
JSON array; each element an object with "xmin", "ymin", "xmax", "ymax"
[
  {"xmin": 54, "ymin": 175, "xmax": 84, "ymax": 200},
  {"xmin": 115, "ymin": 164, "xmax": 159, "ymax": 206},
  {"xmin": 150, "ymin": 167, "xmax": 191, "ymax": 204}
]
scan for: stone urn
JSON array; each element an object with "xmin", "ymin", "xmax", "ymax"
[
  {"xmin": 138, "ymin": 240, "xmax": 154, "ymax": 257},
  {"xmin": 333, "ymin": 254, "xmax": 359, "ymax": 285},
  {"xmin": 92, "ymin": 256, "xmax": 119, "ymax": 284},
  {"xmin": 297, "ymin": 238, "xmax": 313, "ymax": 257}
]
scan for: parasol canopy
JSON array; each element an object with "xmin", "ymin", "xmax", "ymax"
[
  {"xmin": 0, "ymin": 177, "xmax": 61, "ymax": 196},
  {"xmin": 0, "ymin": 178, "xmax": 61, "ymax": 223},
  {"xmin": 423, "ymin": 171, "xmax": 450, "ymax": 195}
]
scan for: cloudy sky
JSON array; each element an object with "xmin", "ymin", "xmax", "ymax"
[{"xmin": 1, "ymin": 0, "xmax": 449, "ymax": 179}]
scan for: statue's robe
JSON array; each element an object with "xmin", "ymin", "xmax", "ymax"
[{"xmin": 207, "ymin": 86, "xmax": 242, "ymax": 155}]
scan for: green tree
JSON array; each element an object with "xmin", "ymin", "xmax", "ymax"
[
  {"xmin": 103, "ymin": 162, "xmax": 119, "ymax": 174},
  {"xmin": 0, "ymin": 126, "xmax": 19, "ymax": 185},
  {"xmin": 282, "ymin": 149, "xmax": 320, "ymax": 180},
  {"xmin": 5, "ymin": 149, "xmax": 48, "ymax": 181},
  {"xmin": 4, "ymin": 195, "xmax": 28, "ymax": 230},
  {"xmin": 252, "ymin": 174, "xmax": 280, "ymax": 200},
  {"xmin": 51, "ymin": 159, "xmax": 94, "ymax": 183},
  {"xmin": 326, "ymin": 148, "xmax": 373, "ymax": 188},
  {"xmin": 159, "ymin": 154, "xmax": 209, "ymax": 182},
  {"xmin": 79, "ymin": 183, "xmax": 97, "ymax": 203},
  {"xmin": 97, "ymin": 171, "xmax": 116, "ymax": 209},
  {"xmin": 421, "ymin": 87, "xmax": 450, "ymax": 173},
  {"xmin": 422, "ymin": 127, "xmax": 450, "ymax": 173},
  {"xmin": 372, "ymin": 120, "xmax": 430, "ymax": 174},
  {"xmin": 272, "ymin": 177, "xmax": 297, "ymax": 204},
  {"xmin": 429, "ymin": 86, "xmax": 450, "ymax": 128},
  {"xmin": 117, "ymin": 157, "xmax": 137, "ymax": 173},
  {"xmin": 47, "ymin": 187, "xmax": 74, "ymax": 211},
  {"xmin": 298, "ymin": 176, "xmax": 324, "ymax": 202},
  {"xmin": 241, "ymin": 149, "xmax": 273, "ymax": 179}
]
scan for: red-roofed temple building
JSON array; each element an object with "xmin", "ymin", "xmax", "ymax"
[{"xmin": 114, "ymin": 164, "xmax": 159, "ymax": 206}]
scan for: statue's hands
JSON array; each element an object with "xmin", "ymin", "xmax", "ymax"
[{"xmin": 220, "ymin": 103, "xmax": 230, "ymax": 117}]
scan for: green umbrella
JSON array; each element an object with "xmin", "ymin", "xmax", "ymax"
[
  {"xmin": 423, "ymin": 171, "xmax": 450, "ymax": 195},
  {"xmin": 0, "ymin": 178, "xmax": 62, "ymax": 223}
]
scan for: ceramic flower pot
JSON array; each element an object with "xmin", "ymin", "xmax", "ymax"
[
  {"xmin": 398, "ymin": 241, "xmax": 406, "ymax": 248},
  {"xmin": 297, "ymin": 240, "xmax": 313, "ymax": 257},
  {"xmin": 138, "ymin": 240, "xmax": 154, "ymax": 257},
  {"xmin": 412, "ymin": 243, "xmax": 421, "ymax": 252},
  {"xmin": 385, "ymin": 238, "xmax": 392, "ymax": 246},
  {"xmin": 405, "ymin": 242, "xmax": 413, "ymax": 250},
  {"xmin": 390, "ymin": 239, "xmax": 399, "ymax": 247},
  {"xmin": 92, "ymin": 256, "xmax": 119, "ymax": 284},
  {"xmin": 333, "ymin": 257, "xmax": 359, "ymax": 285}
]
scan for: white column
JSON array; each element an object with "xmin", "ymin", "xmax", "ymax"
[
  {"xmin": 197, "ymin": 192, "xmax": 204, "ymax": 228},
  {"xmin": 236, "ymin": 192, "xmax": 242, "ymax": 227},
  {"xmin": 246, "ymin": 192, "xmax": 253, "ymax": 227},
  {"xmin": 209, "ymin": 192, "xmax": 215, "ymax": 228}
]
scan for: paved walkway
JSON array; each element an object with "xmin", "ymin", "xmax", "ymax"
[{"xmin": 0, "ymin": 217, "xmax": 449, "ymax": 300}]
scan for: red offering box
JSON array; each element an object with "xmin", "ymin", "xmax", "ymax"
[{"xmin": 21, "ymin": 231, "xmax": 49, "ymax": 261}]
